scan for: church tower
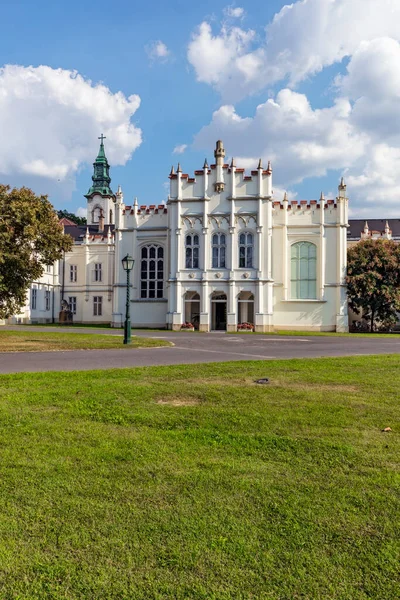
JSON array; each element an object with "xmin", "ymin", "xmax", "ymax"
[{"xmin": 85, "ymin": 135, "xmax": 115, "ymax": 228}]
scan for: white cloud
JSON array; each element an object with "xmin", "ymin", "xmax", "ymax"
[
  {"xmin": 0, "ymin": 65, "xmax": 142, "ymax": 199},
  {"xmin": 194, "ymin": 90, "xmax": 366, "ymax": 188},
  {"xmin": 173, "ymin": 144, "xmax": 188, "ymax": 154},
  {"xmin": 188, "ymin": 0, "xmax": 400, "ymax": 102},
  {"xmin": 146, "ymin": 41, "xmax": 171, "ymax": 62},
  {"xmin": 224, "ymin": 6, "xmax": 245, "ymax": 19},
  {"xmin": 76, "ymin": 207, "xmax": 87, "ymax": 219}
]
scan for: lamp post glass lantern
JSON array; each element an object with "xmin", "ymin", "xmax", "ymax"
[{"xmin": 122, "ymin": 254, "xmax": 134, "ymax": 344}]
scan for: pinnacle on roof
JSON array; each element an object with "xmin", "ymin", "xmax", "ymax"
[
  {"xmin": 283, "ymin": 191, "xmax": 288, "ymax": 201},
  {"xmin": 230, "ymin": 157, "xmax": 236, "ymax": 168},
  {"xmin": 267, "ymin": 160, "xmax": 272, "ymax": 172},
  {"xmin": 170, "ymin": 165, "xmax": 176, "ymax": 176},
  {"xmin": 339, "ymin": 176, "xmax": 346, "ymax": 190},
  {"xmin": 203, "ymin": 158, "xmax": 209, "ymax": 169},
  {"xmin": 177, "ymin": 162, "xmax": 182, "ymax": 173},
  {"xmin": 85, "ymin": 134, "xmax": 114, "ymax": 198},
  {"xmin": 320, "ymin": 191, "xmax": 325, "ymax": 201},
  {"xmin": 258, "ymin": 158, "xmax": 263, "ymax": 169}
]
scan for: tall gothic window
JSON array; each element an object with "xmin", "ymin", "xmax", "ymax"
[
  {"xmin": 141, "ymin": 245, "xmax": 164, "ymax": 299},
  {"xmin": 212, "ymin": 233, "xmax": 226, "ymax": 268},
  {"xmin": 290, "ymin": 241, "xmax": 317, "ymax": 299},
  {"xmin": 239, "ymin": 232, "xmax": 253, "ymax": 268},
  {"xmin": 185, "ymin": 233, "xmax": 199, "ymax": 269}
]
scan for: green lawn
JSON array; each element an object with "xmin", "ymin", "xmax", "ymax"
[
  {"xmin": 0, "ymin": 330, "xmax": 172, "ymax": 352},
  {"xmin": 0, "ymin": 356, "xmax": 399, "ymax": 599}
]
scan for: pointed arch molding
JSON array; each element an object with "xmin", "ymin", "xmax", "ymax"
[
  {"xmin": 235, "ymin": 214, "xmax": 257, "ymax": 227},
  {"xmin": 208, "ymin": 215, "xmax": 230, "ymax": 228},
  {"xmin": 181, "ymin": 215, "xmax": 203, "ymax": 228}
]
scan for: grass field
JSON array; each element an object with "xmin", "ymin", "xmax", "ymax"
[
  {"xmin": 0, "ymin": 356, "xmax": 399, "ymax": 599},
  {"xmin": 0, "ymin": 330, "xmax": 172, "ymax": 352}
]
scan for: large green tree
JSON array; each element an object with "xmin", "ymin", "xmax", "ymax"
[
  {"xmin": 57, "ymin": 209, "xmax": 87, "ymax": 226},
  {"xmin": 0, "ymin": 185, "xmax": 73, "ymax": 318},
  {"xmin": 347, "ymin": 238, "xmax": 400, "ymax": 332}
]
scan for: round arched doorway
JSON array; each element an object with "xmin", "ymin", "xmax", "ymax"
[
  {"xmin": 238, "ymin": 291, "xmax": 255, "ymax": 326},
  {"xmin": 211, "ymin": 292, "xmax": 227, "ymax": 331},
  {"xmin": 184, "ymin": 291, "xmax": 200, "ymax": 330}
]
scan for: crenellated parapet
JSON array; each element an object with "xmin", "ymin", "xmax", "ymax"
[{"xmin": 168, "ymin": 140, "xmax": 273, "ymax": 201}]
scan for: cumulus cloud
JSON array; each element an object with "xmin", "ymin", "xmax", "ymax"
[
  {"xmin": 146, "ymin": 41, "xmax": 171, "ymax": 62},
  {"xmin": 194, "ymin": 90, "xmax": 366, "ymax": 188},
  {"xmin": 188, "ymin": 0, "xmax": 400, "ymax": 101},
  {"xmin": 76, "ymin": 207, "xmax": 88, "ymax": 219},
  {"xmin": 0, "ymin": 65, "xmax": 142, "ymax": 199},
  {"xmin": 173, "ymin": 144, "xmax": 188, "ymax": 154},
  {"xmin": 224, "ymin": 6, "xmax": 245, "ymax": 19}
]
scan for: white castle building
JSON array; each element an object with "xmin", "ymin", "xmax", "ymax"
[{"xmin": 10, "ymin": 138, "xmax": 350, "ymax": 332}]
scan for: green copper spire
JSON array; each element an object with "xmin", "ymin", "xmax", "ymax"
[{"xmin": 85, "ymin": 134, "xmax": 114, "ymax": 198}]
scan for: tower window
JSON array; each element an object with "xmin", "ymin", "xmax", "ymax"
[
  {"xmin": 290, "ymin": 242, "xmax": 317, "ymax": 299},
  {"xmin": 212, "ymin": 233, "xmax": 226, "ymax": 268},
  {"xmin": 140, "ymin": 245, "xmax": 164, "ymax": 299},
  {"xmin": 185, "ymin": 234, "xmax": 200, "ymax": 269},
  {"xmin": 239, "ymin": 233, "xmax": 253, "ymax": 268}
]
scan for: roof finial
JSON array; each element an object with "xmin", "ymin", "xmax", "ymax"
[
  {"xmin": 364, "ymin": 221, "xmax": 369, "ymax": 233},
  {"xmin": 177, "ymin": 162, "xmax": 182, "ymax": 173},
  {"xmin": 320, "ymin": 191, "xmax": 325, "ymax": 201},
  {"xmin": 170, "ymin": 165, "xmax": 175, "ymax": 176},
  {"xmin": 258, "ymin": 158, "xmax": 263, "ymax": 169},
  {"xmin": 339, "ymin": 176, "xmax": 346, "ymax": 190},
  {"xmin": 283, "ymin": 191, "xmax": 288, "ymax": 201},
  {"xmin": 203, "ymin": 158, "xmax": 209, "ymax": 169},
  {"xmin": 230, "ymin": 157, "xmax": 236, "ymax": 168},
  {"xmin": 134, "ymin": 197, "xmax": 138, "ymax": 206},
  {"xmin": 214, "ymin": 140, "xmax": 225, "ymax": 166},
  {"xmin": 267, "ymin": 160, "xmax": 272, "ymax": 173}
]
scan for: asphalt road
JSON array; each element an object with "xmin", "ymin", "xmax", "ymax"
[{"xmin": 0, "ymin": 326, "xmax": 399, "ymax": 373}]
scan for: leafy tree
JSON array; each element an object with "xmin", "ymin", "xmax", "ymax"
[
  {"xmin": 0, "ymin": 185, "xmax": 73, "ymax": 318},
  {"xmin": 347, "ymin": 238, "xmax": 400, "ymax": 332},
  {"xmin": 57, "ymin": 209, "xmax": 87, "ymax": 226}
]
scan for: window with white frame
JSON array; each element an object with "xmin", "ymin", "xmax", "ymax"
[
  {"xmin": 45, "ymin": 290, "xmax": 51, "ymax": 311},
  {"xmin": 140, "ymin": 245, "xmax": 164, "ymax": 299},
  {"xmin": 70, "ymin": 265, "xmax": 77, "ymax": 282},
  {"xmin": 290, "ymin": 241, "xmax": 317, "ymax": 299},
  {"xmin": 94, "ymin": 263, "xmax": 102, "ymax": 282},
  {"xmin": 212, "ymin": 233, "xmax": 226, "ymax": 268},
  {"xmin": 185, "ymin": 233, "xmax": 200, "ymax": 269},
  {"xmin": 68, "ymin": 296, "xmax": 77, "ymax": 315},
  {"xmin": 93, "ymin": 296, "xmax": 103, "ymax": 316},
  {"xmin": 31, "ymin": 288, "xmax": 37, "ymax": 310},
  {"xmin": 239, "ymin": 232, "xmax": 254, "ymax": 268}
]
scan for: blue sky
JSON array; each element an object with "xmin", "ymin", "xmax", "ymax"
[{"xmin": 1, "ymin": 0, "xmax": 400, "ymax": 217}]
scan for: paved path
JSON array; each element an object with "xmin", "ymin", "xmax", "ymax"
[{"xmin": 0, "ymin": 326, "xmax": 399, "ymax": 374}]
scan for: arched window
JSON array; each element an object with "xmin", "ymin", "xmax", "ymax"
[
  {"xmin": 141, "ymin": 245, "xmax": 164, "ymax": 299},
  {"xmin": 239, "ymin": 232, "xmax": 253, "ymax": 268},
  {"xmin": 291, "ymin": 242, "xmax": 317, "ymax": 299},
  {"xmin": 212, "ymin": 233, "xmax": 226, "ymax": 268},
  {"xmin": 185, "ymin": 233, "xmax": 200, "ymax": 269},
  {"xmin": 92, "ymin": 206, "xmax": 101, "ymax": 223}
]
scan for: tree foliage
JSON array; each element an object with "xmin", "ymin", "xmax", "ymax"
[
  {"xmin": 347, "ymin": 238, "xmax": 400, "ymax": 332},
  {"xmin": 0, "ymin": 185, "xmax": 73, "ymax": 318},
  {"xmin": 57, "ymin": 209, "xmax": 87, "ymax": 226}
]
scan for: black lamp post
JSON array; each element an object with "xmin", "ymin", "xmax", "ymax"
[{"xmin": 122, "ymin": 254, "xmax": 135, "ymax": 344}]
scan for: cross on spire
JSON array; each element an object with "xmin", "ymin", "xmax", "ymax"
[{"xmin": 98, "ymin": 134, "xmax": 106, "ymax": 145}]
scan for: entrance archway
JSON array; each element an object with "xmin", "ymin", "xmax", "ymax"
[
  {"xmin": 238, "ymin": 291, "xmax": 255, "ymax": 326},
  {"xmin": 184, "ymin": 291, "xmax": 200, "ymax": 329},
  {"xmin": 211, "ymin": 292, "xmax": 227, "ymax": 331}
]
